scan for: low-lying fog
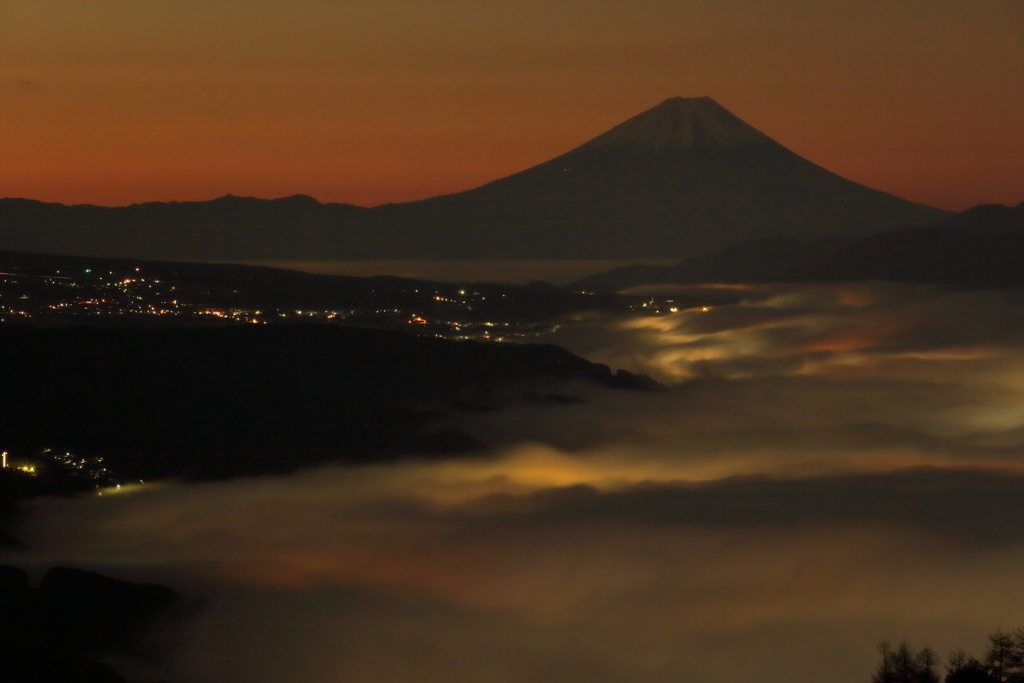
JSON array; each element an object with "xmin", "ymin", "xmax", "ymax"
[{"xmin": 16, "ymin": 282, "xmax": 1024, "ymax": 683}]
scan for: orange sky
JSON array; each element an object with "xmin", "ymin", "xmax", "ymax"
[{"xmin": 1, "ymin": 0, "xmax": 1022, "ymax": 211}]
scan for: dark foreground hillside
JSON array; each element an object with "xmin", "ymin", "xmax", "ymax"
[
  {"xmin": 0, "ymin": 565, "xmax": 179, "ymax": 683},
  {"xmin": 0, "ymin": 324, "xmax": 658, "ymax": 483}
]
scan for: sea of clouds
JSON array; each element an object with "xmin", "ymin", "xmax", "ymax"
[{"xmin": 14, "ymin": 282, "xmax": 1024, "ymax": 683}]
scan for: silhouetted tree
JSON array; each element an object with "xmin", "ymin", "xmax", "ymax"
[
  {"xmin": 946, "ymin": 658, "xmax": 997, "ymax": 683},
  {"xmin": 873, "ymin": 628, "xmax": 1024, "ymax": 683},
  {"xmin": 988, "ymin": 628, "xmax": 1024, "ymax": 683},
  {"xmin": 917, "ymin": 647, "xmax": 941, "ymax": 683},
  {"xmin": 986, "ymin": 630, "xmax": 1019, "ymax": 683},
  {"xmin": 873, "ymin": 640, "xmax": 939, "ymax": 683},
  {"xmin": 1013, "ymin": 629, "xmax": 1024, "ymax": 683},
  {"xmin": 941, "ymin": 629, "xmax": 1024, "ymax": 683},
  {"xmin": 894, "ymin": 641, "xmax": 920, "ymax": 683},
  {"xmin": 874, "ymin": 641, "xmax": 896, "ymax": 683}
]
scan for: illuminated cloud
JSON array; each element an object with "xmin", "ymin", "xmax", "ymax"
[
  {"xmin": 14, "ymin": 282, "xmax": 1024, "ymax": 683},
  {"xmin": 19, "ymin": 458, "xmax": 1024, "ymax": 683}
]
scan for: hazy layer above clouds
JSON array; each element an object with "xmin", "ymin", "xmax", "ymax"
[{"xmin": 17, "ymin": 283, "xmax": 1024, "ymax": 683}]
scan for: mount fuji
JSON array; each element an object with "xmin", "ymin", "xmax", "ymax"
[{"xmin": 0, "ymin": 97, "xmax": 948, "ymax": 262}]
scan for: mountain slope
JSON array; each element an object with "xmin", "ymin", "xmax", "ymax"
[
  {"xmin": 574, "ymin": 235, "xmax": 854, "ymax": 290},
  {"xmin": 784, "ymin": 202, "xmax": 1024, "ymax": 288},
  {"xmin": 0, "ymin": 325, "xmax": 659, "ymax": 480},
  {"xmin": 573, "ymin": 202, "xmax": 1024, "ymax": 290},
  {"xmin": 368, "ymin": 97, "xmax": 947, "ymax": 258},
  {"xmin": 0, "ymin": 97, "xmax": 949, "ymax": 261}
]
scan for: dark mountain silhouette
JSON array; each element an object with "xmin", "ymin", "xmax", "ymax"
[
  {"xmin": 0, "ymin": 324, "xmax": 660, "ymax": 482},
  {"xmin": 1, "ymin": 565, "xmax": 178, "ymax": 683},
  {"xmin": 0, "ymin": 97, "xmax": 947, "ymax": 261},
  {"xmin": 785, "ymin": 201, "xmax": 1024, "ymax": 287},
  {"xmin": 574, "ymin": 201, "xmax": 1024, "ymax": 290},
  {"xmin": 574, "ymin": 234, "xmax": 854, "ymax": 290},
  {"xmin": 371, "ymin": 97, "xmax": 945, "ymax": 259},
  {"xmin": 0, "ymin": 194, "xmax": 370, "ymax": 262}
]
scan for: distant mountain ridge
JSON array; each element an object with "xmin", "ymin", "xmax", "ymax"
[
  {"xmin": 573, "ymin": 235, "xmax": 854, "ymax": 290},
  {"xmin": 0, "ymin": 194, "xmax": 370, "ymax": 261},
  {"xmin": 785, "ymin": 202, "xmax": 1024, "ymax": 288},
  {"xmin": 574, "ymin": 201, "xmax": 1024, "ymax": 290},
  {"xmin": 0, "ymin": 97, "xmax": 948, "ymax": 262}
]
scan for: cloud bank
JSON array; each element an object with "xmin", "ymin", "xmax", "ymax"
[{"xmin": 15, "ymin": 283, "xmax": 1024, "ymax": 683}]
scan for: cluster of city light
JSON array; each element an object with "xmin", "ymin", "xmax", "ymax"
[
  {"xmin": 2, "ymin": 264, "xmax": 682, "ymax": 338},
  {"xmin": 1, "ymin": 451, "xmax": 38, "ymax": 476},
  {"xmin": 635, "ymin": 298, "xmax": 690, "ymax": 314},
  {"xmin": 47, "ymin": 449, "xmax": 110, "ymax": 480},
  {"xmin": 1, "ymin": 448, "xmax": 115, "ymax": 483},
  {"xmin": 1, "ymin": 269, "xmax": 192, "ymax": 320}
]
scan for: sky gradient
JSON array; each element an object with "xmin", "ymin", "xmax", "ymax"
[{"xmin": 1, "ymin": 0, "xmax": 1022, "ymax": 211}]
